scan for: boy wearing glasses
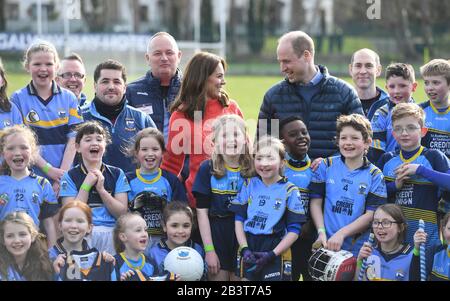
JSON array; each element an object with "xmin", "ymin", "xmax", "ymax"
[
  {"xmin": 56, "ymin": 53, "xmax": 87, "ymax": 107},
  {"xmin": 378, "ymin": 103, "xmax": 450, "ymax": 249},
  {"xmin": 369, "ymin": 63, "xmax": 417, "ymax": 165}
]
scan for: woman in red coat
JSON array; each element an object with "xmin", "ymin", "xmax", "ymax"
[{"xmin": 161, "ymin": 52, "xmax": 243, "ymax": 207}]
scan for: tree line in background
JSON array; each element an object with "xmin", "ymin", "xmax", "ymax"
[{"xmin": 0, "ymin": 0, "xmax": 448, "ymax": 61}]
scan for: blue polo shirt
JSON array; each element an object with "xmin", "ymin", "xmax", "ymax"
[
  {"xmin": 59, "ymin": 162, "xmax": 130, "ymax": 227},
  {"xmin": 0, "ymin": 102, "xmax": 23, "ymax": 129},
  {"xmin": 420, "ymin": 100, "xmax": 450, "ymax": 158}
]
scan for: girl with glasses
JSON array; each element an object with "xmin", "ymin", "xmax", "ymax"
[{"xmin": 355, "ymin": 204, "xmax": 413, "ymax": 281}]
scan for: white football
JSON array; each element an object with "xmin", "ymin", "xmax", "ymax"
[{"xmin": 163, "ymin": 246, "xmax": 204, "ymax": 281}]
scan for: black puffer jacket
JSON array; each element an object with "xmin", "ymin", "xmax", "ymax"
[{"xmin": 257, "ymin": 65, "xmax": 363, "ymax": 159}]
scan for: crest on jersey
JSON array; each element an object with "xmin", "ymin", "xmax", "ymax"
[
  {"xmin": 32, "ymin": 192, "xmax": 39, "ymax": 204},
  {"xmin": 3, "ymin": 120, "xmax": 11, "ymax": 127},
  {"xmin": 0, "ymin": 193, "xmax": 9, "ymax": 206},
  {"xmin": 58, "ymin": 109, "xmax": 67, "ymax": 119},
  {"xmin": 25, "ymin": 110, "xmax": 40, "ymax": 123},
  {"xmin": 125, "ymin": 119, "xmax": 136, "ymax": 131},
  {"xmin": 358, "ymin": 183, "xmax": 368, "ymax": 195},
  {"xmin": 274, "ymin": 198, "xmax": 282, "ymax": 210}
]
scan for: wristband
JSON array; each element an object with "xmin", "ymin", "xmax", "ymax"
[
  {"xmin": 356, "ymin": 259, "xmax": 363, "ymax": 269},
  {"xmin": 317, "ymin": 227, "xmax": 326, "ymax": 234},
  {"xmin": 42, "ymin": 162, "xmax": 52, "ymax": 174},
  {"xmin": 80, "ymin": 183, "xmax": 92, "ymax": 192},
  {"xmin": 204, "ymin": 244, "xmax": 215, "ymax": 252},
  {"xmin": 413, "ymin": 247, "xmax": 420, "ymax": 256}
]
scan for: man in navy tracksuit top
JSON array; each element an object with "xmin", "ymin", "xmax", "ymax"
[
  {"xmin": 258, "ymin": 31, "xmax": 363, "ymax": 161},
  {"xmin": 82, "ymin": 60, "xmax": 156, "ymax": 174},
  {"xmin": 125, "ymin": 32, "xmax": 182, "ymax": 143}
]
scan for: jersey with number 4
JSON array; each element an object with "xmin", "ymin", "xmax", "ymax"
[{"xmin": 309, "ymin": 156, "xmax": 387, "ymax": 251}]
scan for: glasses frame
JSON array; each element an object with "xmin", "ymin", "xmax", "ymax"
[
  {"xmin": 58, "ymin": 72, "xmax": 85, "ymax": 80},
  {"xmin": 371, "ymin": 220, "xmax": 401, "ymax": 229},
  {"xmin": 392, "ymin": 125, "xmax": 421, "ymax": 135}
]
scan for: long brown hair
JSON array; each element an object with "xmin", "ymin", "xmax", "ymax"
[
  {"xmin": 0, "ymin": 211, "xmax": 53, "ymax": 281},
  {"xmin": 0, "ymin": 58, "xmax": 11, "ymax": 112},
  {"xmin": 170, "ymin": 52, "xmax": 230, "ymax": 120}
]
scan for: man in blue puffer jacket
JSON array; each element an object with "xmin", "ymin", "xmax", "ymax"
[
  {"xmin": 126, "ymin": 32, "xmax": 182, "ymax": 142},
  {"xmin": 257, "ymin": 31, "xmax": 363, "ymax": 160}
]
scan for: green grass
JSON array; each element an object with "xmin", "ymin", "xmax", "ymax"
[{"xmin": 6, "ymin": 73, "xmax": 426, "ymax": 138}]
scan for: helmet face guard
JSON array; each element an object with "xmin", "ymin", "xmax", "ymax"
[
  {"xmin": 308, "ymin": 248, "xmax": 356, "ymax": 281},
  {"xmin": 130, "ymin": 191, "xmax": 168, "ymax": 235}
]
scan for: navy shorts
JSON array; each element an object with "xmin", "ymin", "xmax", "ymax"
[
  {"xmin": 210, "ymin": 216, "xmax": 238, "ymax": 272},
  {"xmin": 236, "ymin": 232, "xmax": 292, "ymax": 281}
]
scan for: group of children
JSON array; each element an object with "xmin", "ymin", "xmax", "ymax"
[{"xmin": 0, "ymin": 39, "xmax": 449, "ymax": 281}]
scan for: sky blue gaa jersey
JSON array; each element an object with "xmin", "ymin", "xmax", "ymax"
[
  {"xmin": 284, "ymin": 154, "xmax": 313, "ymax": 216},
  {"xmin": 0, "ymin": 173, "xmax": 59, "ymax": 226},
  {"xmin": 59, "ymin": 163, "xmax": 130, "ymax": 227},
  {"xmin": 411, "ymin": 243, "xmax": 450, "ymax": 281},
  {"xmin": 309, "ymin": 156, "xmax": 387, "ymax": 252},
  {"xmin": 379, "ymin": 146, "xmax": 450, "ymax": 248},
  {"xmin": 57, "ymin": 248, "xmax": 113, "ymax": 281},
  {"xmin": 0, "ymin": 266, "xmax": 26, "ymax": 281},
  {"xmin": 420, "ymin": 101, "xmax": 450, "ymax": 158},
  {"xmin": 230, "ymin": 176, "xmax": 306, "ymax": 236},
  {"xmin": 10, "ymin": 82, "xmax": 82, "ymax": 176},
  {"xmin": 364, "ymin": 244, "xmax": 413, "ymax": 281},
  {"xmin": 126, "ymin": 168, "xmax": 187, "ymax": 204},
  {"xmin": 0, "ymin": 102, "xmax": 23, "ymax": 129},
  {"xmin": 111, "ymin": 252, "xmax": 158, "ymax": 281},
  {"xmin": 192, "ymin": 160, "xmax": 245, "ymax": 217}
]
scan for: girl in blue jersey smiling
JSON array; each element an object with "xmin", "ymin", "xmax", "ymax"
[
  {"xmin": 193, "ymin": 114, "xmax": 254, "ymax": 281},
  {"xmin": 10, "ymin": 41, "xmax": 82, "ymax": 194},
  {"xmin": 230, "ymin": 136, "xmax": 306, "ymax": 281},
  {"xmin": 0, "ymin": 211, "xmax": 53, "ymax": 281},
  {"xmin": 0, "ymin": 125, "xmax": 58, "ymax": 247}
]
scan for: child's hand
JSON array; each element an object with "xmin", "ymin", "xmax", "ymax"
[
  {"xmin": 357, "ymin": 242, "xmax": 373, "ymax": 261},
  {"xmin": 120, "ymin": 270, "xmax": 135, "ymax": 281},
  {"xmin": 52, "ymin": 181, "xmax": 61, "ymax": 197},
  {"xmin": 102, "ymin": 251, "xmax": 116, "ymax": 265},
  {"xmin": 53, "ymin": 254, "xmax": 66, "ymax": 274},
  {"xmin": 310, "ymin": 157, "xmax": 323, "ymax": 172},
  {"xmin": 312, "ymin": 231, "xmax": 327, "ymax": 251},
  {"xmin": 395, "ymin": 163, "xmax": 420, "ymax": 179},
  {"xmin": 47, "ymin": 166, "xmax": 65, "ymax": 182},
  {"xmin": 84, "ymin": 171, "xmax": 98, "ymax": 187},
  {"xmin": 91, "ymin": 170, "xmax": 105, "ymax": 192},
  {"xmin": 205, "ymin": 251, "xmax": 220, "ymax": 275},
  {"xmin": 327, "ymin": 232, "xmax": 345, "ymax": 252},
  {"xmin": 413, "ymin": 229, "xmax": 427, "ymax": 250}
]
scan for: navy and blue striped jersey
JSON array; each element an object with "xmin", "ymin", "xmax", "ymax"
[
  {"xmin": 420, "ymin": 101, "xmax": 450, "ymax": 158},
  {"xmin": 57, "ymin": 248, "xmax": 113, "ymax": 281},
  {"xmin": 111, "ymin": 252, "xmax": 158, "ymax": 281},
  {"xmin": 309, "ymin": 156, "xmax": 387, "ymax": 251},
  {"xmin": 284, "ymin": 154, "xmax": 313, "ymax": 216},
  {"xmin": 127, "ymin": 168, "xmax": 187, "ymax": 203},
  {"xmin": 363, "ymin": 244, "xmax": 413, "ymax": 281},
  {"xmin": 379, "ymin": 147, "xmax": 450, "ymax": 248},
  {"xmin": 0, "ymin": 173, "xmax": 59, "ymax": 226},
  {"xmin": 410, "ymin": 243, "xmax": 450, "ymax": 281},
  {"xmin": 59, "ymin": 162, "xmax": 130, "ymax": 227},
  {"xmin": 48, "ymin": 237, "xmax": 90, "ymax": 262},
  {"xmin": 10, "ymin": 82, "xmax": 82, "ymax": 177},
  {"xmin": 0, "ymin": 102, "xmax": 23, "ymax": 129},
  {"xmin": 193, "ymin": 160, "xmax": 245, "ymax": 217},
  {"xmin": 148, "ymin": 239, "xmax": 205, "ymax": 278},
  {"xmin": 230, "ymin": 176, "xmax": 306, "ymax": 236}
]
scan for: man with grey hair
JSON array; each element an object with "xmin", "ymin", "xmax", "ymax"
[
  {"xmin": 257, "ymin": 31, "xmax": 363, "ymax": 281},
  {"xmin": 349, "ymin": 48, "xmax": 389, "ymax": 120},
  {"xmin": 126, "ymin": 32, "xmax": 182, "ymax": 141}
]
